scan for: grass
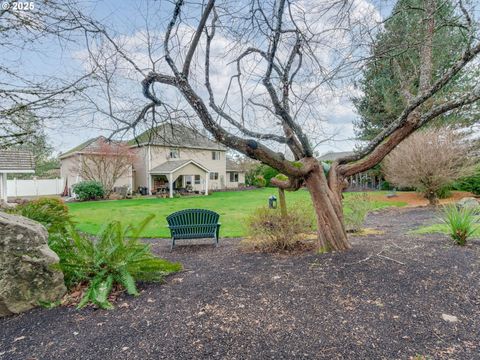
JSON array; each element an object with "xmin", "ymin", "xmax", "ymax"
[
  {"xmin": 412, "ymin": 223, "xmax": 480, "ymax": 237},
  {"xmin": 67, "ymin": 188, "xmax": 406, "ymax": 238}
]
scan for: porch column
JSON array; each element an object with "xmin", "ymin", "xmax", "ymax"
[
  {"xmin": 147, "ymin": 173, "xmax": 152, "ymax": 195},
  {"xmin": 205, "ymin": 172, "xmax": 209, "ymax": 196},
  {"xmin": 0, "ymin": 173, "xmax": 7, "ymax": 202},
  {"xmin": 169, "ymin": 173, "xmax": 173, "ymax": 198}
]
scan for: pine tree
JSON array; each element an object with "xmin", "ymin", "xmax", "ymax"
[{"xmin": 353, "ymin": 0, "xmax": 476, "ymax": 140}]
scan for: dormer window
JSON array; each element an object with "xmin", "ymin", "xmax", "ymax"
[
  {"xmin": 169, "ymin": 148, "xmax": 180, "ymax": 159},
  {"xmin": 212, "ymin": 151, "xmax": 221, "ymax": 160}
]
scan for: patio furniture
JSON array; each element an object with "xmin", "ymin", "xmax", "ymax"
[{"xmin": 166, "ymin": 209, "xmax": 221, "ymax": 250}]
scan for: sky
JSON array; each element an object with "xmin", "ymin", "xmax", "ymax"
[{"xmin": 6, "ymin": 0, "xmax": 476, "ymax": 157}]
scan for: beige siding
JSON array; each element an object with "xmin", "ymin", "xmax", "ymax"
[
  {"xmin": 112, "ymin": 169, "xmax": 132, "ymax": 189},
  {"xmin": 61, "ymin": 143, "xmax": 244, "ymax": 195},
  {"xmin": 132, "ymin": 147, "xmax": 148, "ymax": 190},
  {"xmin": 171, "ymin": 163, "xmax": 207, "ymax": 192},
  {"xmin": 149, "ymin": 146, "xmax": 227, "ymax": 190},
  {"xmin": 226, "ymin": 171, "xmax": 245, "ymax": 188},
  {"xmin": 60, "ymin": 155, "xmax": 80, "ymax": 193},
  {"xmin": 60, "ymin": 154, "xmax": 133, "ymax": 193}
]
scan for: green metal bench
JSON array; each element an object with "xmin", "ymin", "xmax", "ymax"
[{"xmin": 166, "ymin": 209, "xmax": 221, "ymax": 250}]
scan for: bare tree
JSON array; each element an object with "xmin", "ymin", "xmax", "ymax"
[
  {"xmin": 83, "ymin": 0, "xmax": 480, "ymax": 251},
  {"xmin": 383, "ymin": 127, "xmax": 476, "ymax": 205},
  {"xmin": 0, "ymin": 1, "xmax": 95, "ymax": 148},
  {"xmin": 73, "ymin": 139, "xmax": 136, "ymax": 195}
]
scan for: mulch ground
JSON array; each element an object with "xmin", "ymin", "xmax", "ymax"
[
  {"xmin": 1, "ymin": 207, "xmax": 480, "ymax": 360},
  {"xmin": 370, "ymin": 190, "xmax": 474, "ymax": 207}
]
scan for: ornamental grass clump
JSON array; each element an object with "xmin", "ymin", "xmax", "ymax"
[
  {"xmin": 440, "ymin": 204, "xmax": 479, "ymax": 246},
  {"xmin": 242, "ymin": 204, "xmax": 313, "ymax": 252},
  {"xmin": 50, "ymin": 215, "xmax": 181, "ymax": 309},
  {"xmin": 343, "ymin": 193, "xmax": 373, "ymax": 233}
]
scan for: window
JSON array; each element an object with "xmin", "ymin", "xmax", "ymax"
[
  {"xmin": 229, "ymin": 172, "xmax": 239, "ymax": 182},
  {"xmin": 212, "ymin": 151, "xmax": 221, "ymax": 160},
  {"xmin": 169, "ymin": 148, "xmax": 180, "ymax": 159},
  {"xmin": 194, "ymin": 175, "xmax": 201, "ymax": 184},
  {"xmin": 209, "ymin": 172, "xmax": 219, "ymax": 180}
]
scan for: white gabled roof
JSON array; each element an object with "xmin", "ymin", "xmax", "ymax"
[{"xmin": 149, "ymin": 159, "xmax": 210, "ymax": 174}]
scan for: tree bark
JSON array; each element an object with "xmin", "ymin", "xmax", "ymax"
[
  {"xmin": 425, "ymin": 192, "xmax": 439, "ymax": 206},
  {"xmin": 304, "ymin": 164, "xmax": 351, "ymax": 252}
]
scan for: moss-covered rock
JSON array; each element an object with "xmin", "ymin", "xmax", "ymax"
[{"xmin": 0, "ymin": 212, "xmax": 66, "ymax": 317}]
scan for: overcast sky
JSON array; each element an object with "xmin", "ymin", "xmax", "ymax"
[{"xmin": 11, "ymin": 0, "xmax": 475, "ymax": 157}]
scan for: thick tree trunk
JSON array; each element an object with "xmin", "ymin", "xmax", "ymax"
[
  {"xmin": 425, "ymin": 190, "xmax": 439, "ymax": 206},
  {"xmin": 304, "ymin": 165, "xmax": 351, "ymax": 252}
]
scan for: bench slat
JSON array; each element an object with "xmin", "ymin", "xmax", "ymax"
[{"xmin": 166, "ymin": 209, "xmax": 221, "ymax": 249}]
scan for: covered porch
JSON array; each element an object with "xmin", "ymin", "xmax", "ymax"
[{"xmin": 148, "ymin": 159, "xmax": 210, "ymax": 198}]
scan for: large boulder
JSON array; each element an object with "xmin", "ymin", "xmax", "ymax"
[
  {"xmin": 456, "ymin": 197, "xmax": 479, "ymax": 211},
  {"xmin": 0, "ymin": 212, "xmax": 66, "ymax": 317}
]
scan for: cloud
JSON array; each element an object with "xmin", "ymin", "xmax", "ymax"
[{"xmin": 64, "ymin": 0, "xmax": 382, "ymax": 155}]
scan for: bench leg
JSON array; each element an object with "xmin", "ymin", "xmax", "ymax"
[
  {"xmin": 171, "ymin": 238, "xmax": 175, "ymax": 251},
  {"xmin": 214, "ymin": 236, "xmax": 218, "ymax": 247}
]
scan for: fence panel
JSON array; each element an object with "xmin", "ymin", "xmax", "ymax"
[{"xmin": 7, "ymin": 178, "xmax": 64, "ymax": 197}]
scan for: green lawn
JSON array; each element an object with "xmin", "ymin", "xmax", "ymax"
[{"xmin": 67, "ymin": 188, "xmax": 406, "ymax": 238}]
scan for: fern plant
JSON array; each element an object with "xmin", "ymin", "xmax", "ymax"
[
  {"xmin": 440, "ymin": 204, "xmax": 479, "ymax": 246},
  {"xmin": 51, "ymin": 215, "xmax": 181, "ymax": 309}
]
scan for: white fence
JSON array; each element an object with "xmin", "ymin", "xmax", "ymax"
[{"xmin": 7, "ymin": 178, "xmax": 64, "ymax": 198}]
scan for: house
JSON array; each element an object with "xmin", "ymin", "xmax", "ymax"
[
  {"xmin": 226, "ymin": 158, "xmax": 246, "ymax": 188},
  {"xmin": 0, "ymin": 150, "xmax": 35, "ymax": 202},
  {"xmin": 317, "ymin": 151, "xmax": 354, "ymax": 162},
  {"xmin": 317, "ymin": 150, "xmax": 381, "ymax": 190},
  {"xmin": 60, "ymin": 124, "xmax": 246, "ymax": 197},
  {"xmin": 59, "ymin": 137, "xmax": 134, "ymax": 195}
]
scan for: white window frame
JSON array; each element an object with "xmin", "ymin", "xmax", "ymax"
[
  {"xmin": 209, "ymin": 172, "xmax": 219, "ymax": 180},
  {"xmin": 169, "ymin": 148, "xmax": 180, "ymax": 159},
  {"xmin": 229, "ymin": 172, "xmax": 239, "ymax": 183},
  {"xmin": 212, "ymin": 151, "xmax": 221, "ymax": 160}
]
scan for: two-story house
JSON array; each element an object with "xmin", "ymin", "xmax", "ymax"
[{"xmin": 60, "ymin": 124, "xmax": 245, "ymax": 197}]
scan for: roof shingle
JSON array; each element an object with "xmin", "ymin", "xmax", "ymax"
[
  {"xmin": 317, "ymin": 151, "xmax": 355, "ymax": 161},
  {"xmin": 0, "ymin": 150, "xmax": 35, "ymax": 172},
  {"xmin": 129, "ymin": 124, "xmax": 226, "ymax": 151},
  {"xmin": 226, "ymin": 158, "xmax": 244, "ymax": 172}
]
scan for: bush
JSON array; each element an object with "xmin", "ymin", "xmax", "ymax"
[
  {"xmin": 14, "ymin": 197, "xmax": 72, "ymax": 235},
  {"xmin": 380, "ymin": 181, "xmax": 392, "ymax": 191},
  {"xmin": 253, "ymin": 175, "xmax": 267, "ymax": 188},
  {"xmin": 440, "ymin": 204, "xmax": 479, "ymax": 246},
  {"xmin": 50, "ymin": 215, "xmax": 182, "ymax": 309},
  {"xmin": 242, "ymin": 205, "xmax": 313, "ymax": 252},
  {"xmin": 382, "ymin": 127, "xmax": 475, "ymax": 205},
  {"xmin": 73, "ymin": 181, "xmax": 105, "ymax": 201},
  {"xmin": 247, "ymin": 164, "xmax": 279, "ymax": 187},
  {"xmin": 454, "ymin": 167, "xmax": 480, "ymax": 195},
  {"xmin": 436, "ymin": 186, "xmax": 452, "ymax": 199},
  {"xmin": 261, "ymin": 166, "xmax": 280, "ymax": 186},
  {"xmin": 343, "ymin": 193, "xmax": 373, "ymax": 232}
]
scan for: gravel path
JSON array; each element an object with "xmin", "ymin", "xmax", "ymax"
[{"xmin": 1, "ymin": 207, "xmax": 480, "ymax": 359}]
